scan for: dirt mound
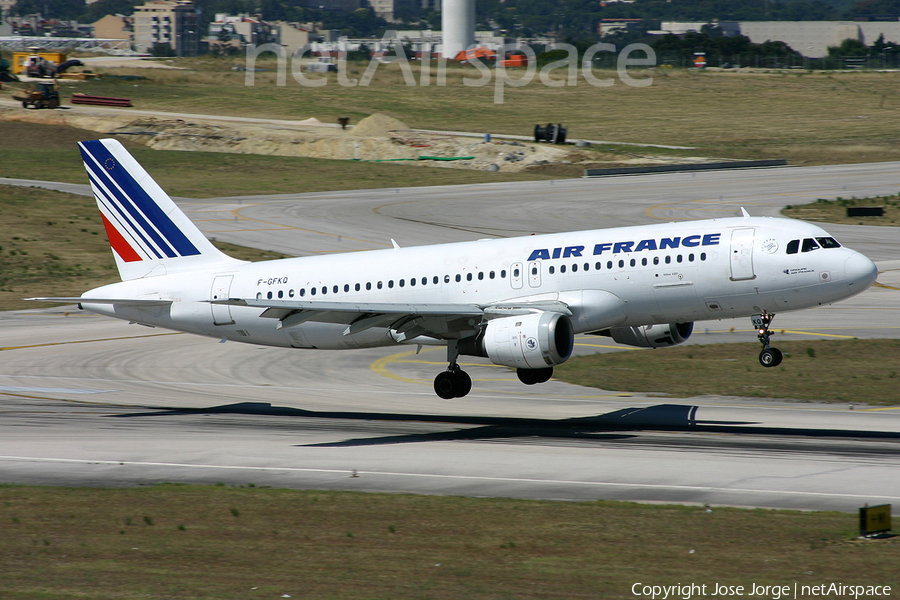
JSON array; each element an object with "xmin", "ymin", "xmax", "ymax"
[{"xmin": 350, "ymin": 113, "xmax": 409, "ymax": 137}]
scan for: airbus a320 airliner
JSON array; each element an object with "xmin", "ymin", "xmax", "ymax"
[{"xmin": 31, "ymin": 139, "xmax": 878, "ymax": 398}]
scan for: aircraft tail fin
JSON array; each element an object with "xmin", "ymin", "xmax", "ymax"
[{"xmin": 78, "ymin": 139, "xmax": 242, "ymax": 281}]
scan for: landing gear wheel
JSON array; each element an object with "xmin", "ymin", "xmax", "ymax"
[
  {"xmin": 434, "ymin": 371, "xmax": 457, "ymax": 399},
  {"xmin": 455, "ymin": 370, "xmax": 472, "ymax": 397},
  {"xmin": 433, "ymin": 369, "xmax": 472, "ymax": 399},
  {"xmin": 759, "ymin": 348, "xmax": 783, "ymax": 368},
  {"xmin": 517, "ymin": 367, "xmax": 553, "ymax": 385}
]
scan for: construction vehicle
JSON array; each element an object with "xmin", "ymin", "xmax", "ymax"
[
  {"xmin": 12, "ymin": 81, "xmax": 61, "ymax": 109},
  {"xmin": 12, "ymin": 48, "xmax": 66, "ymax": 78}
]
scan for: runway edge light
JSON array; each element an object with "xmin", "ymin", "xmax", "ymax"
[{"xmin": 859, "ymin": 504, "xmax": 893, "ymax": 538}]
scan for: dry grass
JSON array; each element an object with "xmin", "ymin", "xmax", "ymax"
[
  {"xmin": 65, "ymin": 59, "xmax": 900, "ymax": 165},
  {"xmin": 1, "ymin": 484, "xmax": 897, "ymax": 599},
  {"xmin": 0, "ymin": 121, "xmax": 555, "ymax": 197},
  {"xmin": 555, "ymin": 339, "xmax": 900, "ymax": 405},
  {"xmin": 783, "ymin": 195, "xmax": 900, "ymax": 226}
]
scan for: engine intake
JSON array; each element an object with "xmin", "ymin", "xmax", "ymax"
[
  {"xmin": 605, "ymin": 322, "xmax": 693, "ymax": 348},
  {"xmin": 460, "ymin": 312, "xmax": 574, "ymax": 369}
]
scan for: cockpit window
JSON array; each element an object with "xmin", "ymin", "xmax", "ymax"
[
  {"xmin": 786, "ymin": 240, "xmax": 799, "ymax": 254},
  {"xmin": 801, "ymin": 238, "xmax": 820, "ymax": 252},
  {"xmin": 816, "ymin": 237, "xmax": 841, "ymax": 249}
]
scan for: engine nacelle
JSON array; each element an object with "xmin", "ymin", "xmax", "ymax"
[
  {"xmin": 460, "ymin": 312, "xmax": 575, "ymax": 369},
  {"xmin": 607, "ymin": 322, "xmax": 693, "ymax": 348}
]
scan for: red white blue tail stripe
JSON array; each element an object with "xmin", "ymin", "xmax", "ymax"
[{"xmin": 79, "ymin": 139, "xmax": 200, "ymax": 262}]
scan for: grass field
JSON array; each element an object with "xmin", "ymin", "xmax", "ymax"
[
  {"xmin": 0, "ymin": 121, "xmax": 555, "ymax": 197},
  {"xmin": 0, "ymin": 185, "xmax": 289, "ymax": 310},
  {"xmin": 555, "ymin": 339, "xmax": 900, "ymax": 404},
  {"xmin": 782, "ymin": 195, "xmax": 900, "ymax": 226},
  {"xmin": 41, "ymin": 57, "xmax": 900, "ymax": 165},
  {"xmin": 1, "ymin": 484, "xmax": 897, "ymax": 600}
]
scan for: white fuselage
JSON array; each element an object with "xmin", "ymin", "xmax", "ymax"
[{"xmin": 82, "ymin": 216, "xmax": 877, "ymax": 350}]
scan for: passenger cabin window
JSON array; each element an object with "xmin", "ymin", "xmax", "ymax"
[{"xmin": 801, "ymin": 238, "xmax": 820, "ymax": 252}]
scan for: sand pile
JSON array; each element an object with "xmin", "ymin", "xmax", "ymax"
[
  {"xmin": 350, "ymin": 113, "xmax": 409, "ymax": 137},
  {"xmin": 1, "ymin": 107, "xmax": 701, "ymax": 173}
]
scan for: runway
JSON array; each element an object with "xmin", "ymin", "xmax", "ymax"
[{"xmin": 2, "ymin": 161, "xmax": 899, "ymax": 511}]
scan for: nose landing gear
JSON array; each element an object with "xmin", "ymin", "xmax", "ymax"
[{"xmin": 753, "ymin": 312, "xmax": 783, "ymax": 367}]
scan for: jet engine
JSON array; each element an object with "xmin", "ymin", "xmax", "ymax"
[
  {"xmin": 605, "ymin": 322, "xmax": 693, "ymax": 348},
  {"xmin": 459, "ymin": 312, "xmax": 574, "ymax": 369}
]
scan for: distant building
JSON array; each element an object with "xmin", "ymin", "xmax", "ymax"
[
  {"xmin": 93, "ymin": 14, "xmax": 133, "ymax": 42},
  {"xmin": 657, "ymin": 21, "xmax": 900, "ymax": 58},
  {"xmin": 277, "ymin": 21, "xmax": 313, "ymax": 55},
  {"xmin": 133, "ymin": 0, "xmax": 199, "ymax": 56},
  {"xmin": 368, "ymin": 0, "xmax": 397, "ymax": 22},
  {"xmin": 208, "ymin": 14, "xmax": 279, "ymax": 47}
]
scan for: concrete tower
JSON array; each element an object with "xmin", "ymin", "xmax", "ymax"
[{"xmin": 442, "ymin": 0, "xmax": 475, "ymax": 59}]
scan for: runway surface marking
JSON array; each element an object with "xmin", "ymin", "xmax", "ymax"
[
  {"xmin": 0, "ymin": 332, "xmax": 182, "ymax": 352},
  {"xmin": 2, "ymin": 455, "xmax": 899, "ymax": 502},
  {"xmin": 0, "ymin": 386, "xmax": 109, "ymax": 395}
]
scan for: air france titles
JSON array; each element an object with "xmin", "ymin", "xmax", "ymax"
[{"xmin": 527, "ymin": 234, "xmax": 721, "ymax": 262}]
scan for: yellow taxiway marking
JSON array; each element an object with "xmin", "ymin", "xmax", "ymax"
[
  {"xmin": 370, "ymin": 348, "xmax": 432, "ymax": 384},
  {"xmin": 0, "ymin": 332, "xmax": 182, "ymax": 353},
  {"xmin": 778, "ymin": 330, "xmax": 857, "ymax": 339},
  {"xmin": 873, "ymin": 282, "xmax": 900, "ymax": 291},
  {"xmin": 369, "ymin": 347, "xmax": 637, "ymax": 398}
]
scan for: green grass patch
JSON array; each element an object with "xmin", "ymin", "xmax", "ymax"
[
  {"xmin": 556, "ymin": 339, "xmax": 900, "ymax": 404},
  {"xmin": 0, "ymin": 484, "xmax": 896, "ymax": 599},
  {"xmin": 783, "ymin": 195, "xmax": 900, "ymax": 226}
]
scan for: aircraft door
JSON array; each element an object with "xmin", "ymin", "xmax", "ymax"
[
  {"xmin": 729, "ymin": 228, "xmax": 756, "ymax": 281},
  {"xmin": 510, "ymin": 262, "xmax": 524, "ymax": 289},
  {"xmin": 211, "ymin": 275, "xmax": 235, "ymax": 325},
  {"xmin": 527, "ymin": 261, "xmax": 542, "ymax": 288}
]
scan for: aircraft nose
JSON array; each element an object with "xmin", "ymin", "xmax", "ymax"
[{"xmin": 844, "ymin": 252, "xmax": 878, "ymax": 291}]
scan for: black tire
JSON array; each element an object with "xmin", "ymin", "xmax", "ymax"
[
  {"xmin": 759, "ymin": 348, "xmax": 783, "ymax": 368},
  {"xmin": 454, "ymin": 371, "xmax": 472, "ymax": 398},
  {"xmin": 22, "ymin": 101, "xmax": 28, "ymax": 109},
  {"xmin": 517, "ymin": 367, "xmax": 554, "ymax": 385},
  {"xmin": 434, "ymin": 371, "xmax": 456, "ymax": 399},
  {"xmin": 533, "ymin": 367, "xmax": 553, "ymax": 384}
]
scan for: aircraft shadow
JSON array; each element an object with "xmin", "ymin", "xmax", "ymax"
[{"xmin": 111, "ymin": 402, "xmax": 900, "ymax": 448}]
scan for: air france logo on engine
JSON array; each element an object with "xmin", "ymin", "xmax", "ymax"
[
  {"xmin": 525, "ymin": 338, "xmax": 538, "ymax": 351},
  {"xmin": 526, "ymin": 233, "xmax": 722, "ymax": 262}
]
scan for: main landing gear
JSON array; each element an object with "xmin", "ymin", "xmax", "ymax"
[
  {"xmin": 434, "ymin": 341, "xmax": 472, "ymax": 399},
  {"xmin": 753, "ymin": 311, "xmax": 783, "ymax": 368}
]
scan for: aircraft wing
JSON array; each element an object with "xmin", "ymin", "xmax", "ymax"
[
  {"xmin": 213, "ymin": 297, "xmax": 572, "ymax": 338},
  {"xmin": 27, "ymin": 297, "xmax": 174, "ymax": 307}
]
